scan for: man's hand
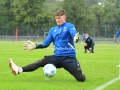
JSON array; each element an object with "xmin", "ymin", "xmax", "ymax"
[
  {"xmin": 84, "ymin": 43, "xmax": 87, "ymax": 46},
  {"xmin": 24, "ymin": 40, "xmax": 36, "ymax": 52},
  {"xmin": 74, "ymin": 33, "xmax": 80, "ymax": 43},
  {"xmin": 114, "ymin": 37, "xmax": 116, "ymax": 41}
]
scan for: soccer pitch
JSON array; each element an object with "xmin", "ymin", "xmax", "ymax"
[{"xmin": 0, "ymin": 41, "xmax": 120, "ymax": 90}]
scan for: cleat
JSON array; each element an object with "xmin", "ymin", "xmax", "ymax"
[
  {"xmin": 9, "ymin": 58, "xmax": 19, "ymax": 75},
  {"xmin": 117, "ymin": 64, "xmax": 120, "ymax": 67}
]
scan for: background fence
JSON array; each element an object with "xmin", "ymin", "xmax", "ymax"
[{"xmin": 0, "ymin": 35, "xmax": 119, "ymax": 45}]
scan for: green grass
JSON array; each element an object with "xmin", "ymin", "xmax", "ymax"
[{"xmin": 0, "ymin": 41, "xmax": 120, "ymax": 90}]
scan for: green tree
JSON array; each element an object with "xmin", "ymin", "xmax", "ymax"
[
  {"xmin": 102, "ymin": 1, "xmax": 117, "ymax": 37},
  {"xmin": 0, "ymin": 0, "xmax": 14, "ymax": 35},
  {"xmin": 62, "ymin": 0, "xmax": 86, "ymax": 33},
  {"xmin": 85, "ymin": 0, "xmax": 98, "ymax": 6},
  {"xmin": 11, "ymin": 0, "xmax": 45, "ymax": 35},
  {"xmin": 62, "ymin": 0, "xmax": 97, "ymax": 35},
  {"xmin": 115, "ymin": 0, "xmax": 120, "ymax": 32}
]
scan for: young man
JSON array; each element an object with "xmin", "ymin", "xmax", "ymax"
[
  {"xmin": 114, "ymin": 28, "xmax": 120, "ymax": 40},
  {"xmin": 9, "ymin": 10, "xmax": 86, "ymax": 82},
  {"xmin": 84, "ymin": 33, "xmax": 95, "ymax": 53}
]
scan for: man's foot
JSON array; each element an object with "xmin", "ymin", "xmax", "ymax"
[
  {"xmin": 9, "ymin": 58, "xmax": 19, "ymax": 75},
  {"xmin": 117, "ymin": 64, "xmax": 120, "ymax": 67}
]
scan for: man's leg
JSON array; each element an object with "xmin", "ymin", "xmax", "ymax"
[
  {"xmin": 71, "ymin": 68, "xmax": 86, "ymax": 82},
  {"xmin": 89, "ymin": 47, "xmax": 92, "ymax": 53},
  {"xmin": 92, "ymin": 46, "xmax": 94, "ymax": 53},
  {"xmin": 62, "ymin": 57, "xmax": 86, "ymax": 82},
  {"xmin": 88, "ymin": 46, "xmax": 94, "ymax": 53},
  {"xmin": 84, "ymin": 46, "xmax": 87, "ymax": 53},
  {"xmin": 22, "ymin": 56, "xmax": 52, "ymax": 72},
  {"xmin": 9, "ymin": 56, "xmax": 52, "ymax": 75},
  {"xmin": 89, "ymin": 46, "xmax": 94, "ymax": 53}
]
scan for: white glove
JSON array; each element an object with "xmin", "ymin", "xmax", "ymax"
[
  {"xmin": 74, "ymin": 33, "xmax": 80, "ymax": 43},
  {"xmin": 24, "ymin": 40, "xmax": 36, "ymax": 52}
]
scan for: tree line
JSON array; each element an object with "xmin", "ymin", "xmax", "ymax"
[{"xmin": 0, "ymin": 0, "xmax": 120, "ymax": 37}]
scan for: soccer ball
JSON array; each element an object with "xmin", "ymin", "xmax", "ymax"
[{"xmin": 43, "ymin": 64, "xmax": 56, "ymax": 78}]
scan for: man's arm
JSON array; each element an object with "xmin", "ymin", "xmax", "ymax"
[
  {"xmin": 69, "ymin": 24, "xmax": 80, "ymax": 43},
  {"xmin": 39, "ymin": 28, "xmax": 53, "ymax": 48},
  {"xmin": 90, "ymin": 37, "xmax": 94, "ymax": 47},
  {"xmin": 24, "ymin": 28, "xmax": 54, "ymax": 51}
]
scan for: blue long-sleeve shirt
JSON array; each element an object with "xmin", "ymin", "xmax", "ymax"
[
  {"xmin": 115, "ymin": 28, "xmax": 120, "ymax": 38},
  {"xmin": 41, "ymin": 22, "xmax": 77, "ymax": 57}
]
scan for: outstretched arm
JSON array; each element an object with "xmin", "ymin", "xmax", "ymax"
[
  {"xmin": 114, "ymin": 28, "xmax": 120, "ymax": 40},
  {"xmin": 24, "ymin": 28, "xmax": 54, "ymax": 52},
  {"xmin": 69, "ymin": 25, "xmax": 80, "ymax": 43}
]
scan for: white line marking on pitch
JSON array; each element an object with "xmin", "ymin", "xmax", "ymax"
[
  {"xmin": 94, "ymin": 62, "xmax": 120, "ymax": 90},
  {"xmin": 94, "ymin": 77, "xmax": 120, "ymax": 90}
]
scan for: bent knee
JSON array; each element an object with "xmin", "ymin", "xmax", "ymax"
[
  {"xmin": 76, "ymin": 74, "xmax": 86, "ymax": 82},
  {"xmin": 71, "ymin": 68, "xmax": 86, "ymax": 82}
]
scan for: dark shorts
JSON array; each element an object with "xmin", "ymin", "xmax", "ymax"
[{"xmin": 46, "ymin": 55, "xmax": 81, "ymax": 73}]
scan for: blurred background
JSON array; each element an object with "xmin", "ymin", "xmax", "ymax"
[{"xmin": 0, "ymin": 0, "xmax": 120, "ymax": 43}]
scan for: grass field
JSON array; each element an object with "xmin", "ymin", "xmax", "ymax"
[{"xmin": 0, "ymin": 41, "xmax": 120, "ymax": 90}]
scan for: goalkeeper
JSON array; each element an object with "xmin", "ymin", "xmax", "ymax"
[{"xmin": 8, "ymin": 10, "xmax": 86, "ymax": 82}]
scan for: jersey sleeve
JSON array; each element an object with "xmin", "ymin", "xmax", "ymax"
[
  {"xmin": 69, "ymin": 24, "xmax": 77, "ymax": 38},
  {"xmin": 115, "ymin": 28, "xmax": 120, "ymax": 38},
  {"xmin": 41, "ymin": 27, "xmax": 54, "ymax": 48}
]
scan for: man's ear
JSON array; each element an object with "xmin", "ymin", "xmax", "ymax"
[{"xmin": 63, "ymin": 15, "xmax": 66, "ymax": 20}]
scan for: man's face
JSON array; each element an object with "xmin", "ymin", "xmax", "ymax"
[
  {"xmin": 86, "ymin": 34, "xmax": 89, "ymax": 38},
  {"xmin": 55, "ymin": 15, "xmax": 66, "ymax": 26}
]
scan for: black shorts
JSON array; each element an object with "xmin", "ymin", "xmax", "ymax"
[{"xmin": 46, "ymin": 55, "xmax": 81, "ymax": 73}]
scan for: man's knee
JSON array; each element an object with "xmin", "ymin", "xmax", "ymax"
[
  {"xmin": 71, "ymin": 68, "xmax": 86, "ymax": 82},
  {"xmin": 77, "ymin": 74, "xmax": 86, "ymax": 82},
  {"xmin": 84, "ymin": 43, "xmax": 87, "ymax": 46}
]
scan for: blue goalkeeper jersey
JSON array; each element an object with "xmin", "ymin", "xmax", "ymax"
[{"xmin": 41, "ymin": 22, "xmax": 77, "ymax": 57}]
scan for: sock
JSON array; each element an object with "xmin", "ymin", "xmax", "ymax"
[{"xmin": 18, "ymin": 67, "xmax": 23, "ymax": 73}]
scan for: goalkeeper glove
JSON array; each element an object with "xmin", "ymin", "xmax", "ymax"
[
  {"xmin": 24, "ymin": 40, "xmax": 36, "ymax": 52},
  {"xmin": 74, "ymin": 33, "xmax": 80, "ymax": 43}
]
